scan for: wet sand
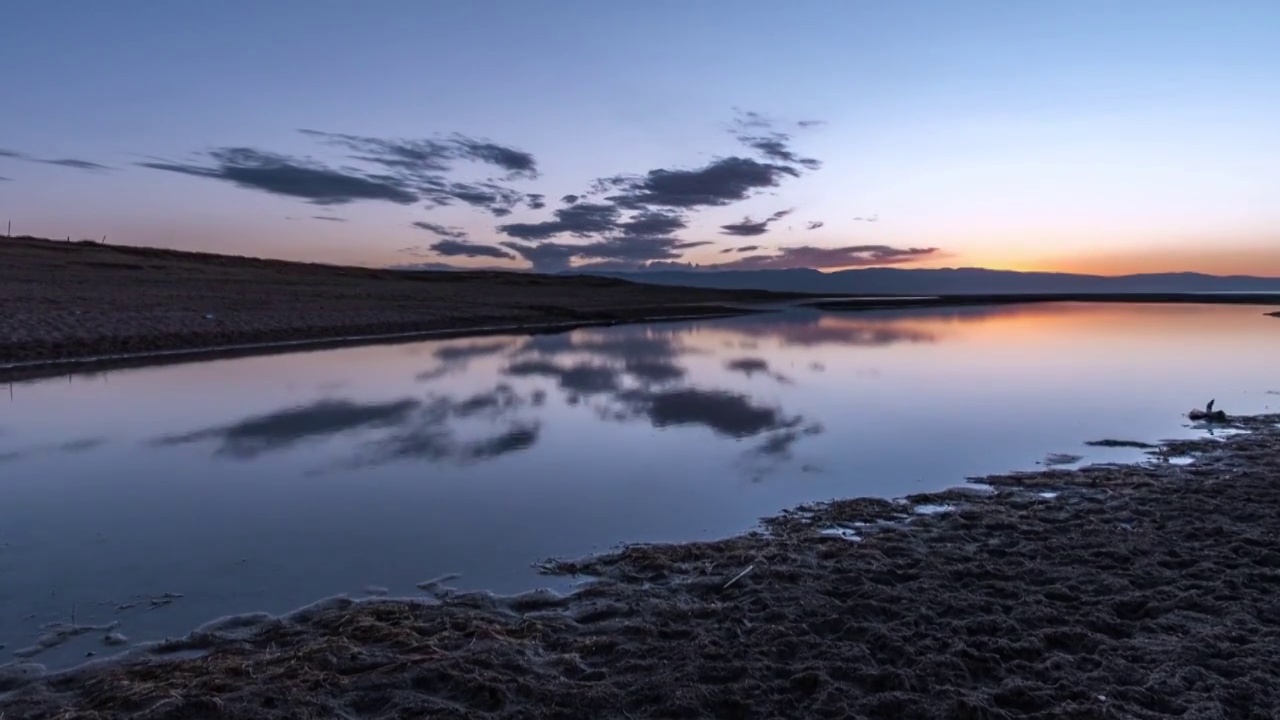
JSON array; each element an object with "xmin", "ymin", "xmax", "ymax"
[
  {"xmin": 0, "ymin": 236, "xmax": 793, "ymax": 379},
  {"xmin": 3, "ymin": 415, "xmax": 1278, "ymax": 718}
]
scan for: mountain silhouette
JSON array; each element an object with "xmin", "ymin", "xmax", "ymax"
[{"xmin": 587, "ymin": 267, "xmax": 1280, "ymax": 295}]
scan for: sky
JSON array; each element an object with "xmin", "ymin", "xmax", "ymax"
[{"xmin": 1, "ymin": 0, "xmax": 1277, "ymax": 276}]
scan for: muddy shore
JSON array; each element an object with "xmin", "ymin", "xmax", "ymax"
[
  {"xmin": 3, "ymin": 415, "xmax": 1278, "ymax": 718},
  {"xmin": 0, "ymin": 236, "xmax": 794, "ymax": 379}
]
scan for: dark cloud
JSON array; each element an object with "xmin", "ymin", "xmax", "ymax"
[
  {"xmin": 525, "ymin": 193, "xmax": 546, "ymax": 210},
  {"xmin": 0, "ymin": 176, "xmax": 10, "ymax": 181},
  {"xmin": 431, "ymin": 240, "xmax": 516, "ymax": 260},
  {"xmin": 718, "ymin": 244, "xmax": 937, "ymax": 270},
  {"xmin": 412, "ymin": 221, "xmax": 469, "ymax": 240},
  {"xmin": 797, "ymin": 120, "xmax": 825, "ymax": 129},
  {"xmin": 732, "ymin": 109, "xmax": 774, "ymax": 130},
  {"xmin": 576, "ymin": 235, "xmax": 686, "ymax": 262},
  {"xmin": 41, "ymin": 158, "xmax": 111, "ymax": 171},
  {"xmin": 619, "ymin": 210, "xmax": 686, "ymax": 237},
  {"xmin": 730, "ymin": 110, "xmax": 822, "ymax": 170},
  {"xmin": 478, "ymin": 110, "xmax": 822, "ymax": 272},
  {"xmin": 153, "ymin": 398, "xmax": 421, "ymax": 459},
  {"xmin": 142, "ymin": 129, "xmax": 538, "ymax": 213},
  {"xmin": 603, "ymin": 157, "xmax": 800, "ymax": 210},
  {"xmin": 719, "ymin": 244, "xmax": 761, "ymax": 254},
  {"xmin": 312, "ymin": 215, "xmax": 347, "ymax": 222},
  {"xmin": 805, "ymin": 220, "xmax": 824, "ymax": 230},
  {"xmin": 720, "ymin": 208, "xmax": 793, "ymax": 237},
  {"xmin": 1, "ymin": 148, "xmax": 111, "ymax": 172},
  {"xmin": 739, "ymin": 135, "xmax": 821, "ymax": 170},
  {"xmin": 449, "ymin": 137, "xmax": 538, "ymax": 178},
  {"xmin": 497, "ymin": 202, "xmax": 622, "ymax": 241},
  {"xmin": 498, "ymin": 204, "xmax": 693, "ymax": 270},
  {"xmin": 498, "ymin": 241, "xmax": 579, "ymax": 272},
  {"xmin": 140, "ymin": 148, "xmax": 419, "ymax": 206},
  {"xmin": 299, "ymin": 130, "xmax": 453, "ymax": 173},
  {"xmin": 300, "ymin": 129, "xmax": 537, "ymax": 180},
  {"xmin": 513, "ymin": 233, "xmax": 700, "ymax": 272},
  {"xmin": 419, "ymin": 179, "xmax": 529, "ymax": 216}
]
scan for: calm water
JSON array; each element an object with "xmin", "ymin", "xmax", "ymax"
[{"xmin": 2, "ymin": 303, "xmax": 1278, "ymax": 667}]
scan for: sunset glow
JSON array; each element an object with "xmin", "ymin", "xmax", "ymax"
[{"xmin": 2, "ymin": 1, "xmax": 1277, "ymax": 277}]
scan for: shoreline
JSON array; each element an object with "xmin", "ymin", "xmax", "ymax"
[
  {"xmin": 810, "ymin": 292, "xmax": 1280, "ymax": 313},
  {"xmin": 0, "ymin": 235, "xmax": 800, "ymax": 383},
  {"xmin": 0, "ymin": 306, "xmax": 755, "ymax": 384},
  {"xmin": 7, "ymin": 235, "xmax": 1280, "ymax": 384},
  {"xmin": 4, "ymin": 414, "xmax": 1278, "ymax": 718}
]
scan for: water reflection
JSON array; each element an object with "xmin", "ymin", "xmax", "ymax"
[
  {"xmin": 724, "ymin": 357, "xmax": 791, "ymax": 383},
  {"xmin": 415, "ymin": 339, "xmax": 518, "ymax": 381},
  {"xmin": 344, "ymin": 386, "xmax": 540, "ymax": 468},
  {"xmin": 0, "ymin": 436, "xmax": 108, "ymax": 464},
  {"xmin": 155, "ymin": 386, "xmax": 544, "ymax": 469},
  {"xmin": 724, "ymin": 313, "xmax": 939, "ymax": 347},
  {"xmin": 154, "ymin": 398, "xmax": 421, "ymax": 459},
  {"xmin": 5, "ymin": 303, "xmax": 1280, "ymax": 670},
  {"xmin": 151, "ymin": 318, "xmax": 829, "ymax": 472}
]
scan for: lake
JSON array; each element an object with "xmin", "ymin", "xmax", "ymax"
[{"xmin": 2, "ymin": 302, "xmax": 1278, "ymax": 667}]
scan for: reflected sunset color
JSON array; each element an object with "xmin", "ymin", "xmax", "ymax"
[{"xmin": 2, "ymin": 302, "xmax": 1279, "ymax": 667}]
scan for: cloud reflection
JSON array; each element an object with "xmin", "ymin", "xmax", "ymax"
[
  {"xmin": 154, "ymin": 386, "xmax": 543, "ymax": 470},
  {"xmin": 724, "ymin": 357, "xmax": 791, "ymax": 383},
  {"xmin": 0, "ymin": 436, "xmax": 109, "ymax": 464},
  {"xmin": 149, "ymin": 313, "xmax": 924, "ymax": 473},
  {"xmin": 723, "ymin": 315, "xmax": 937, "ymax": 347},
  {"xmin": 611, "ymin": 388, "xmax": 800, "ymax": 438},
  {"xmin": 416, "ymin": 339, "xmax": 517, "ymax": 381},
  {"xmin": 154, "ymin": 399, "xmax": 421, "ymax": 459}
]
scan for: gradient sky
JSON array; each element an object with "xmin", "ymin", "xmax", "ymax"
[{"xmin": 1, "ymin": 0, "xmax": 1277, "ymax": 275}]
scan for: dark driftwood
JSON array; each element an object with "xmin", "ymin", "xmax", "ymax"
[{"xmin": 1189, "ymin": 399, "xmax": 1228, "ymax": 423}]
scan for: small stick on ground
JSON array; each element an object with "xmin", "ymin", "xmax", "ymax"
[{"xmin": 722, "ymin": 564, "xmax": 755, "ymax": 590}]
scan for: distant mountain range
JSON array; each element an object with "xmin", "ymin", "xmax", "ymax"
[{"xmin": 585, "ymin": 267, "xmax": 1280, "ymax": 295}]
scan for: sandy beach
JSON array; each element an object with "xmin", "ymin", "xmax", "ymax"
[
  {"xmin": 2, "ymin": 412, "xmax": 1277, "ymax": 718},
  {"xmin": 0, "ymin": 236, "xmax": 791, "ymax": 377}
]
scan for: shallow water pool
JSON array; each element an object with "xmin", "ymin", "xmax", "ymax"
[{"xmin": 2, "ymin": 302, "xmax": 1277, "ymax": 667}]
